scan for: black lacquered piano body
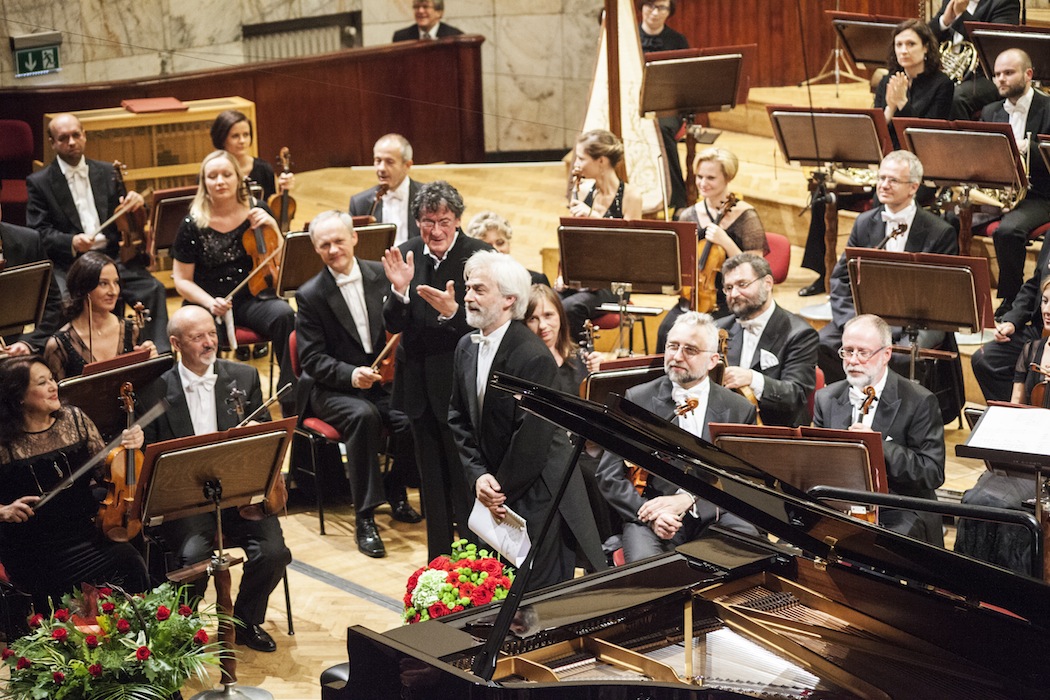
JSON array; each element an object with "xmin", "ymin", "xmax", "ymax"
[{"xmin": 337, "ymin": 379, "xmax": 1050, "ymax": 699}]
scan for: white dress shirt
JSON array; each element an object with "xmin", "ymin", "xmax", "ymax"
[
  {"xmin": 473, "ymin": 319, "xmax": 512, "ymax": 411},
  {"xmin": 178, "ymin": 362, "xmax": 218, "ymax": 435},
  {"xmin": 848, "ymin": 370, "xmax": 889, "ymax": 428},
  {"xmin": 382, "ymin": 177, "xmax": 411, "ymax": 246},
  {"xmin": 736, "ymin": 302, "xmax": 777, "ymax": 399},
  {"xmin": 880, "ymin": 202, "xmax": 917, "ymax": 253},
  {"xmin": 331, "ymin": 259, "xmax": 373, "ymax": 353},
  {"xmin": 57, "ymin": 156, "xmax": 102, "ymax": 243},
  {"xmin": 1004, "ymin": 87, "xmax": 1034, "ymax": 154}
]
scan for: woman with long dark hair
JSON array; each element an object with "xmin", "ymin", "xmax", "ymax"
[{"xmin": 209, "ymin": 110, "xmax": 294, "ymax": 201}]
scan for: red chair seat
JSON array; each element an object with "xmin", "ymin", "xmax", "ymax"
[
  {"xmin": 235, "ymin": 326, "xmax": 266, "ymax": 345},
  {"xmin": 302, "ymin": 417, "xmax": 341, "ymax": 441},
  {"xmin": 593, "ymin": 312, "xmax": 621, "ymax": 330},
  {"xmin": 976, "ymin": 220, "xmax": 1050, "ymax": 242}
]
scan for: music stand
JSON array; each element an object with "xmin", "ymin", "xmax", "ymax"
[
  {"xmin": 768, "ymin": 106, "xmax": 892, "ymax": 295},
  {"xmin": 846, "ymin": 249, "xmax": 992, "ymax": 379},
  {"xmin": 0, "ymin": 261, "xmax": 52, "ymax": 346},
  {"xmin": 893, "ymin": 118, "xmax": 1027, "ymax": 256},
  {"xmin": 801, "ymin": 1, "xmax": 869, "ymax": 93},
  {"xmin": 967, "ymin": 22, "xmax": 1050, "ymax": 83},
  {"xmin": 58, "ymin": 354, "xmax": 175, "ymax": 441},
  {"xmin": 82, "ymin": 348, "xmax": 153, "ymax": 376},
  {"xmin": 136, "ymin": 418, "xmax": 295, "ymax": 700},
  {"xmin": 149, "ymin": 185, "xmax": 196, "ymax": 254},
  {"xmin": 830, "ymin": 11, "xmax": 907, "ymax": 70},
  {"xmin": 354, "ymin": 222, "xmax": 396, "ymax": 261},
  {"xmin": 640, "ymin": 46, "xmax": 753, "ymax": 209},
  {"xmin": 559, "ymin": 218, "xmax": 682, "ymax": 356},
  {"xmin": 275, "ymin": 231, "xmax": 321, "ymax": 299}
]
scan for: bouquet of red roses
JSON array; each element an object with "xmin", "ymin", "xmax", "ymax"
[{"xmin": 402, "ymin": 539, "xmax": 514, "ymax": 624}]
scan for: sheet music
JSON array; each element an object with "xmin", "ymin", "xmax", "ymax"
[
  {"xmin": 468, "ymin": 499, "xmax": 531, "ymax": 567},
  {"xmin": 966, "ymin": 405, "xmax": 1050, "ymax": 456}
]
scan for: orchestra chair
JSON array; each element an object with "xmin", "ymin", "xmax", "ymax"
[
  {"xmin": 763, "ymin": 232, "xmax": 791, "ymax": 284},
  {"xmin": 288, "ymin": 330, "xmax": 343, "ymax": 535},
  {"xmin": 807, "ymin": 365, "xmax": 825, "ymax": 422},
  {"xmin": 0, "ymin": 119, "xmax": 33, "ymax": 227},
  {"xmin": 231, "ymin": 325, "xmax": 275, "ymax": 397}
]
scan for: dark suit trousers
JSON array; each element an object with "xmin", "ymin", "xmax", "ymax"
[
  {"xmin": 951, "ymin": 75, "xmax": 998, "ymax": 120},
  {"xmin": 972, "ymin": 325, "xmax": 1039, "ymax": 402},
  {"xmin": 153, "ymin": 510, "xmax": 291, "ymax": 626},
  {"xmin": 413, "ymin": 401, "xmax": 471, "ymax": 561},
  {"xmin": 990, "ymin": 197, "xmax": 1050, "ymax": 302},
  {"xmin": 231, "ymin": 294, "xmax": 297, "ymax": 413},
  {"xmin": 310, "ymin": 385, "xmax": 414, "ymax": 514}
]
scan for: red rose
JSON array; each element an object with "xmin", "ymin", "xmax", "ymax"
[
  {"xmin": 116, "ymin": 619, "xmax": 131, "ymax": 634},
  {"xmin": 101, "ymin": 602, "xmax": 115, "ymax": 614},
  {"xmin": 470, "ymin": 587, "xmax": 494, "ymax": 606},
  {"xmin": 479, "ymin": 558, "xmax": 503, "ymax": 576},
  {"xmin": 51, "ymin": 628, "xmax": 68, "ymax": 642},
  {"xmin": 193, "ymin": 629, "xmax": 209, "ymax": 645},
  {"xmin": 1, "ymin": 648, "xmax": 13, "ymax": 660},
  {"xmin": 53, "ymin": 671, "xmax": 65, "ymax": 685},
  {"xmin": 451, "ymin": 605, "xmax": 464, "ymax": 613},
  {"xmin": 406, "ymin": 567, "xmax": 424, "ymax": 592},
  {"xmin": 15, "ymin": 657, "xmax": 30, "ymax": 670},
  {"xmin": 27, "ymin": 614, "xmax": 43, "ymax": 628},
  {"xmin": 135, "ymin": 645, "xmax": 151, "ymax": 661},
  {"xmin": 53, "ymin": 609, "xmax": 69, "ymax": 622},
  {"xmin": 427, "ymin": 601, "xmax": 451, "ymax": 619},
  {"xmin": 85, "ymin": 634, "xmax": 99, "ymax": 649},
  {"xmin": 155, "ymin": 605, "xmax": 171, "ymax": 621},
  {"xmin": 428, "ymin": 556, "xmax": 453, "ymax": 570},
  {"xmin": 98, "ymin": 587, "xmax": 113, "ymax": 598},
  {"xmin": 178, "ymin": 605, "xmax": 193, "ymax": 617},
  {"xmin": 403, "ymin": 593, "xmax": 413, "ymax": 607},
  {"xmin": 410, "ymin": 613, "xmax": 421, "ymax": 624},
  {"xmin": 88, "ymin": 663, "xmax": 102, "ymax": 678}
]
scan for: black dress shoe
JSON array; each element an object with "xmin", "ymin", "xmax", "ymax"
[
  {"xmin": 390, "ymin": 498, "xmax": 423, "ymax": 524},
  {"xmin": 798, "ymin": 279, "xmax": 826, "ymax": 297},
  {"xmin": 252, "ymin": 344, "xmax": 269, "ymax": 359},
  {"xmin": 356, "ymin": 516, "xmax": 386, "ymax": 558},
  {"xmin": 234, "ymin": 346, "xmax": 251, "ymax": 361},
  {"xmin": 235, "ymin": 623, "xmax": 276, "ymax": 653}
]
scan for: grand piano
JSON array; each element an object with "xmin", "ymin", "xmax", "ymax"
[{"xmin": 331, "ymin": 376, "xmax": 1050, "ymax": 699}]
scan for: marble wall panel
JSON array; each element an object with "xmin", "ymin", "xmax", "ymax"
[
  {"xmin": 240, "ymin": 0, "xmax": 298, "ymax": 25},
  {"xmin": 166, "ymin": 0, "xmax": 241, "ymax": 51},
  {"xmin": 2, "ymin": 0, "xmax": 86, "ymax": 67},
  {"xmin": 77, "ymin": 0, "xmax": 167, "ymax": 63},
  {"xmin": 169, "ymin": 42, "xmax": 247, "ymax": 74},
  {"xmin": 299, "ymin": 0, "xmax": 361, "ymax": 18},
  {"xmin": 496, "ymin": 73, "xmax": 564, "ymax": 152},
  {"xmin": 83, "ymin": 51, "xmax": 163, "ymax": 84}
]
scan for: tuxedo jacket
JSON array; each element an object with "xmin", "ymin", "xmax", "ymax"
[
  {"xmin": 596, "ymin": 375, "xmax": 756, "ymax": 526},
  {"xmin": 140, "ymin": 360, "xmax": 265, "ymax": 444},
  {"xmin": 929, "ymin": 0, "xmax": 1019, "ymax": 43},
  {"xmin": 392, "ymin": 23, "xmax": 463, "ymax": 42},
  {"xmin": 982, "ymin": 89, "xmax": 1050, "ymax": 199},
  {"xmin": 716, "ymin": 304, "xmax": 818, "ymax": 428},
  {"xmin": 813, "ymin": 371, "xmax": 945, "ymax": 502},
  {"xmin": 829, "ymin": 205, "xmax": 957, "ymax": 329},
  {"xmin": 294, "ymin": 259, "xmax": 388, "ymax": 410},
  {"xmin": 382, "ymin": 233, "xmax": 492, "ymax": 421},
  {"xmin": 348, "ymin": 179, "xmax": 423, "ymax": 240},
  {"xmin": 26, "ymin": 158, "xmax": 122, "ymax": 269},
  {"xmin": 0, "ymin": 222, "xmax": 64, "ymax": 351}
]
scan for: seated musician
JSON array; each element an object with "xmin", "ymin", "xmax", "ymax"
[
  {"xmin": 596, "ymin": 311, "xmax": 757, "ymax": 564},
  {"xmin": 0, "ymin": 355, "xmax": 149, "ymax": 611},
  {"xmin": 978, "ymin": 49, "xmax": 1050, "ymax": 319},
  {"xmin": 448, "ymin": 251, "xmax": 604, "ymax": 589},
  {"xmin": 349, "ymin": 134, "xmax": 422, "ymax": 246},
  {"xmin": 43, "ymin": 252, "xmax": 157, "ymax": 380},
  {"xmin": 138, "ymin": 305, "xmax": 292, "ymax": 653},
  {"xmin": 876, "ymin": 19, "xmax": 953, "ymax": 149},
  {"xmin": 25, "ymin": 113, "xmax": 168, "ymax": 352},
  {"xmin": 210, "ymin": 110, "xmax": 294, "ymax": 202},
  {"xmin": 392, "ymin": 0, "xmax": 463, "ymax": 42},
  {"xmin": 716, "ymin": 253, "xmax": 817, "ymax": 428},
  {"xmin": 524, "ymin": 284, "xmax": 616, "ymax": 559},
  {"xmin": 560, "ymin": 129, "xmax": 643, "ymax": 341},
  {"xmin": 172, "ymin": 150, "xmax": 296, "ymax": 418},
  {"xmin": 817, "ymin": 150, "xmax": 957, "ymax": 384},
  {"xmin": 1010, "ymin": 275, "xmax": 1050, "ymax": 405},
  {"xmin": 465, "ymin": 211, "xmax": 549, "ymax": 286},
  {"xmin": 656, "ymin": 147, "xmax": 769, "ymax": 350},
  {"xmin": 0, "ymin": 184, "xmax": 64, "ymax": 356},
  {"xmin": 813, "ymin": 314, "xmax": 946, "ymax": 547},
  {"xmin": 294, "ymin": 211, "xmax": 422, "ymax": 559}
]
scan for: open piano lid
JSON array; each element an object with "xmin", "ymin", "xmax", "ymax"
[{"xmin": 493, "ymin": 373, "xmax": 1050, "ymax": 626}]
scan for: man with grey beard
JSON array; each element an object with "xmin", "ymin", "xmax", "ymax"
[{"xmin": 716, "ymin": 253, "xmax": 817, "ymax": 427}]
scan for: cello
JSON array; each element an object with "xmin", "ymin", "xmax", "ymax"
[
  {"xmin": 267, "ymin": 147, "xmax": 296, "ymax": 233},
  {"xmin": 98, "ymin": 383, "xmax": 144, "ymax": 542},
  {"xmin": 694, "ymin": 193, "xmax": 738, "ymax": 313}
]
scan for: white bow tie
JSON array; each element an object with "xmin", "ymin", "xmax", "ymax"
[
  {"xmin": 185, "ymin": 374, "xmax": 217, "ymax": 393},
  {"xmin": 1004, "ymin": 101, "xmax": 1022, "ymax": 116},
  {"xmin": 67, "ymin": 164, "xmax": 88, "ymax": 181},
  {"xmin": 739, "ymin": 320, "xmax": 762, "ymax": 335},
  {"xmin": 671, "ymin": 386, "xmax": 699, "ymax": 410},
  {"xmin": 384, "ymin": 189, "xmax": 402, "ymax": 202},
  {"xmin": 471, "ymin": 333, "xmax": 494, "ymax": 346},
  {"xmin": 881, "ymin": 211, "xmax": 908, "ymax": 225},
  {"xmin": 334, "ymin": 269, "xmax": 361, "ymax": 288}
]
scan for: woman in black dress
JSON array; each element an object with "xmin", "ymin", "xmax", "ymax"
[
  {"xmin": 0, "ymin": 356, "xmax": 149, "ymax": 609},
  {"xmin": 43, "ymin": 252, "xmax": 156, "ymax": 380},
  {"xmin": 209, "ymin": 110, "xmax": 294, "ymax": 200},
  {"xmin": 171, "ymin": 150, "xmax": 296, "ymax": 416},
  {"xmin": 875, "ymin": 19, "xmax": 953, "ymax": 149}
]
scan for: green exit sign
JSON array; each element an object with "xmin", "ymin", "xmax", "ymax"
[{"xmin": 15, "ymin": 45, "xmax": 60, "ymax": 78}]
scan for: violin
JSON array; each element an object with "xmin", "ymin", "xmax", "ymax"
[
  {"xmin": 577, "ymin": 319, "xmax": 598, "ymax": 363},
  {"xmin": 717, "ymin": 328, "xmax": 761, "ymax": 424},
  {"xmin": 370, "ymin": 332, "xmax": 401, "ymax": 385},
  {"xmin": 98, "ymin": 383, "xmax": 144, "ymax": 542},
  {"xmin": 226, "ymin": 383, "xmax": 289, "ymax": 520},
  {"xmin": 569, "ymin": 173, "xmax": 582, "ymax": 207},
  {"xmin": 860, "ymin": 385, "xmax": 877, "ymax": 416},
  {"xmin": 875, "ymin": 222, "xmax": 909, "ymax": 250},
  {"xmin": 674, "ymin": 397, "xmax": 699, "ymax": 416},
  {"xmin": 240, "ymin": 177, "xmax": 283, "ymax": 297},
  {"xmin": 369, "ymin": 183, "xmax": 390, "ymax": 219},
  {"xmin": 112, "ymin": 161, "xmax": 153, "ymax": 267},
  {"xmin": 1028, "ymin": 363, "xmax": 1050, "ymax": 408},
  {"xmin": 267, "ymin": 147, "xmax": 296, "ymax": 233},
  {"xmin": 695, "ymin": 193, "xmax": 738, "ymax": 313}
]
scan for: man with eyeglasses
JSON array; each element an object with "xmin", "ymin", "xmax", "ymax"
[
  {"xmin": 392, "ymin": 0, "xmax": 463, "ymax": 42},
  {"xmin": 382, "ymin": 181, "xmax": 493, "ymax": 560},
  {"xmin": 817, "ymin": 150, "xmax": 957, "ymax": 383},
  {"xmin": 716, "ymin": 253, "xmax": 817, "ymax": 427},
  {"xmin": 814, "ymin": 314, "xmax": 946, "ymax": 546},
  {"xmin": 596, "ymin": 311, "xmax": 757, "ymax": 563}
]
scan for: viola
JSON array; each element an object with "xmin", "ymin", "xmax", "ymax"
[
  {"xmin": 98, "ymin": 382, "xmax": 144, "ymax": 542},
  {"xmin": 860, "ymin": 385, "xmax": 877, "ymax": 416},
  {"xmin": 370, "ymin": 332, "xmax": 401, "ymax": 385},
  {"xmin": 240, "ymin": 177, "xmax": 282, "ymax": 297},
  {"xmin": 226, "ymin": 383, "xmax": 289, "ymax": 520},
  {"xmin": 695, "ymin": 193, "xmax": 738, "ymax": 313},
  {"xmin": 267, "ymin": 147, "xmax": 296, "ymax": 233},
  {"xmin": 577, "ymin": 319, "xmax": 598, "ymax": 363},
  {"xmin": 369, "ymin": 183, "xmax": 390, "ymax": 219},
  {"xmin": 112, "ymin": 161, "xmax": 153, "ymax": 267}
]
